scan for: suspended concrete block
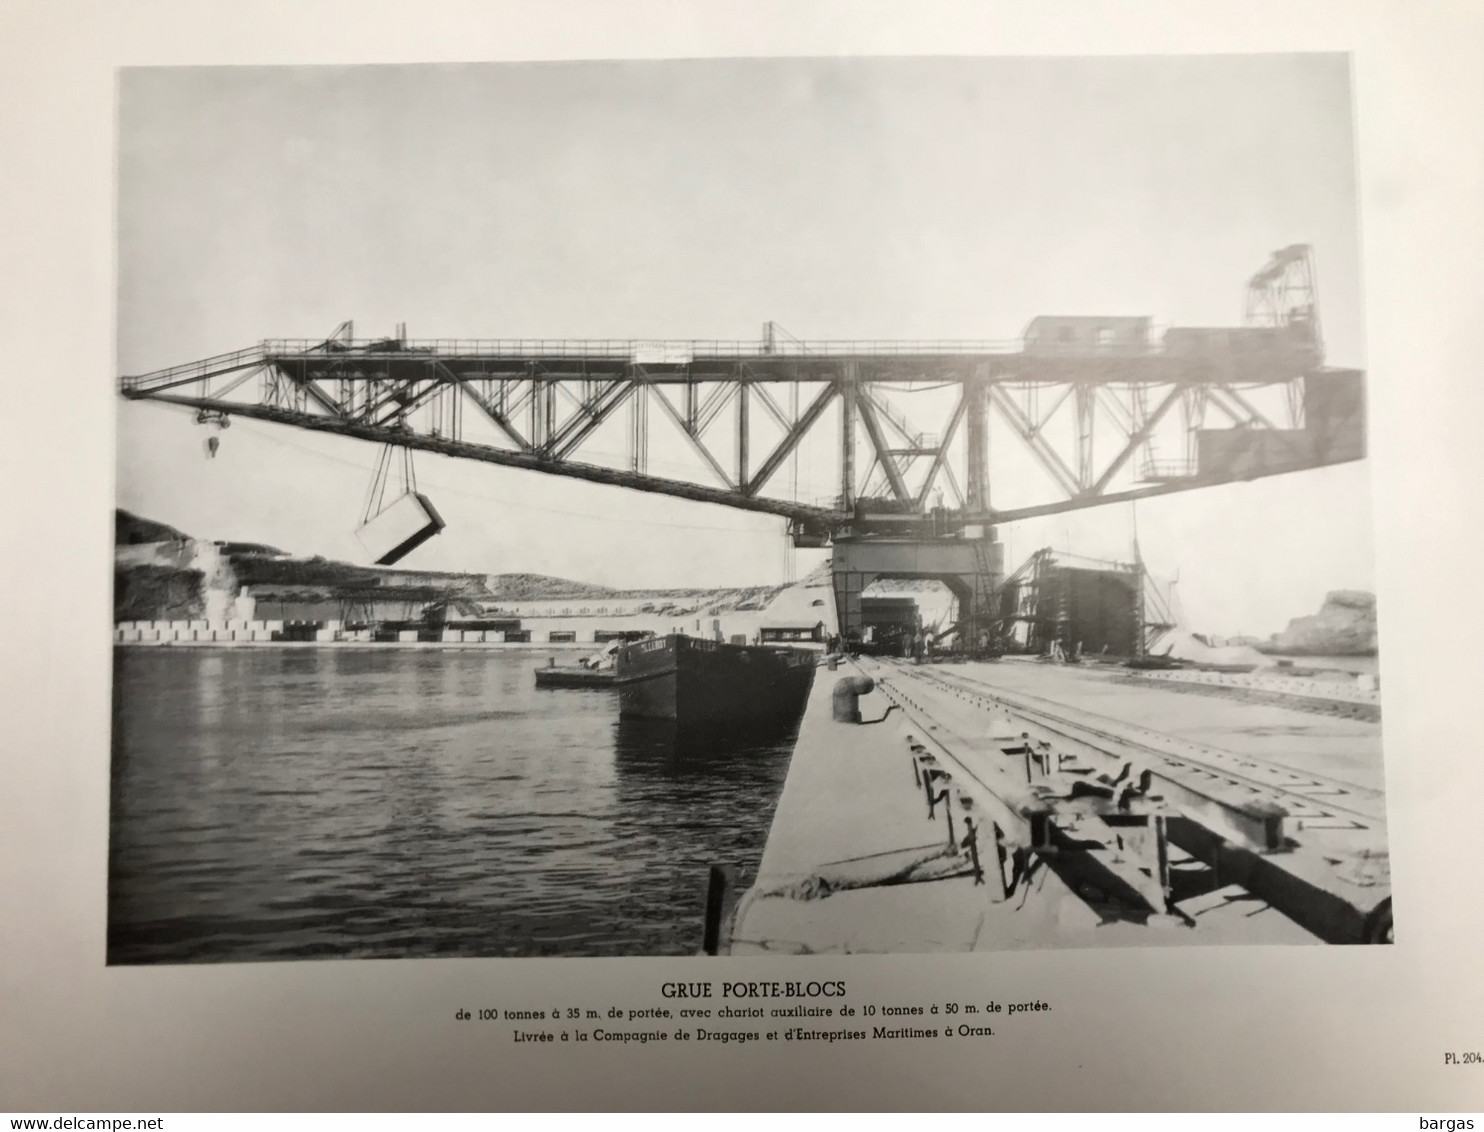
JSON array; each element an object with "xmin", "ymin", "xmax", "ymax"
[{"xmin": 355, "ymin": 491, "xmax": 445, "ymax": 566}]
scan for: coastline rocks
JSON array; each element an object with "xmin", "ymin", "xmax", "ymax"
[{"xmin": 1268, "ymin": 590, "xmax": 1377, "ymax": 656}]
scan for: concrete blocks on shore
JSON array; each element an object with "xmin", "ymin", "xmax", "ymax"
[
  {"xmin": 114, "ymin": 618, "xmax": 301, "ymax": 644},
  {"xmin": 114, "ymin": 617, "xmax": 539, "ymax": 648}
]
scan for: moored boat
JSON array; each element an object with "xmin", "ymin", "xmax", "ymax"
[
  {"xmin": 613, "ymin": 633, "xmax": 816, "ymax": 726},
  {"xmin": 534, "ymin": 663, "xmax": 615, "ymax": 689},
  {"xmin": 533, "ymin": 640, "xmax": 622, "ymax": 689}
]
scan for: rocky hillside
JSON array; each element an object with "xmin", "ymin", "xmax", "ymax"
[
  {"xmin": 482, "ymin": 572, "xmax": 782, "ymax": 604},
  {"xmin": 1264, "ymin": 590, "xmax": 1378, "ymax": 656},
  {"xmin": 114, "ymin": 563, "xmax": 207, "ymax": 622},
  {"xmin": 116, "ymin": 511, "xmax": 190, "ymax": 546},
  {"xmin": 115, "ymin": 511, "xmax": 786, "ymax": 621},
  {"xmin": 114, "ymin": 510, "xmax": 492, "ymax": 622},
  {"xmin": 482, "ymin": 573, "xmax": 620, "ymax": 601}
]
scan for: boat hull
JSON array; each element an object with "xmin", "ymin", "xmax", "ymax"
[
  {"xmin": 614, "ymin": 634, "xmax": 816, "ymax": 727},
  {"xmin": 534, "ymin": 665, "xmax": 615, "ymax": 689}
]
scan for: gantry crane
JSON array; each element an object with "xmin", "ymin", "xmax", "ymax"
[{"xmin": 120, "ymin": 247, "xmax": 1363, "ymax": 642}]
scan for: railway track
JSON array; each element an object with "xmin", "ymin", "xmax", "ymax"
[
  {"xmin": 1113, "ymin": 671, "xmax": 1381, "ymax": 722},
  {"xmin": 869, "ymin": 658, "xmax": 1392, "ymax": 944},
  {"xmin": 897, "ymin": 662, "xmax": 1386, "ymax": 830}
]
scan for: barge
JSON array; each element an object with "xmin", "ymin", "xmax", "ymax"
[
  {"xmin": 614, "ymin": 634, "xmax": 816, "ymax": 726},
  {"xmin": 534, "ymin": 662, "xmax": 615, "ymax": 689},
  {"xmin": 534, "ymin": 641, "xmax": 621, "ymax": 689}
]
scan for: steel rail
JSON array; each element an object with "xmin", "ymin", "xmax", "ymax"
[
  {"xmin": 867, "ymin": 666, "xmax": 1176, "ymax": 919},
  {"xmin": 877, "ymin": 660, "xmax": 1392, "ymax": 943},
  {"xmin": 902, "ymin": 663, "xmax": 1385, "ymax": 825}
]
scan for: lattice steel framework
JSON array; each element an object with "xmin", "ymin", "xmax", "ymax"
[{"xmin": 119, "ymin": 248, "xmax": 1364, "ymax": 542}]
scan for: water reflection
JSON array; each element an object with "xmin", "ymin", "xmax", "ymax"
[{"xmin": 612, "ymin": 714, "xmax": 804, "ymax": 776}]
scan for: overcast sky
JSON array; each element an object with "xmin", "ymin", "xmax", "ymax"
[{"xmin": 116, "ymin": 55, "xmax": 1372, "ymax": 638}]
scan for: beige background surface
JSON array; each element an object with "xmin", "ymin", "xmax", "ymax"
[{"xmin": 2, "ymin": 0, "xmax": 1482, "ymax": 1112}]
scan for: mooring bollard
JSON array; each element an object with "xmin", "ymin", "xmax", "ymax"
[{"xmin": 832, "ymin": 675, "xmax": 875, "ymax": 723}]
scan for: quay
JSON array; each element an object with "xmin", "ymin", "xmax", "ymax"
[{"xmin": 726, "ymin": 654, "xmax": 1389, "ymax": 954}]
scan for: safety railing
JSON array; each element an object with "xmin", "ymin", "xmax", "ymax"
[
  {"xmin": 1139, "ymin": 458, "xmax": 1197, "ymax": 481},
  {"xmin": 257, "ymin": 337, "xmax": 1025, "ymax": 360},
  {"xmin": 125, "ymin": 324, "xmax": 1324, "ymax": 390},
  {"xmin": 120, "ymin": 344, "xmax": 267, "ymax": 393}
]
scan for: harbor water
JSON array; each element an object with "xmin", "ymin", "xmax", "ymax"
[{"xmin": 108, "ymin": 647, "xmax": 800, "ymax": 963}]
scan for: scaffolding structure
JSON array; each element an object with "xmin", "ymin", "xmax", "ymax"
[{"xmin": 995, "ymin": 548, "xmax": 1177, "ymax": 658}]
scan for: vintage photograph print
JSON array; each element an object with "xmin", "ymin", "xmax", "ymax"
[{"xmin": 111, "ymin": 56, "xmax": 1387, "ymax": 963}]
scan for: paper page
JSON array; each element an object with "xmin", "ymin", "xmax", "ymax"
[{"xmin": 2, "ymin": 0, "xmax": 1481, "ymax": 1112}]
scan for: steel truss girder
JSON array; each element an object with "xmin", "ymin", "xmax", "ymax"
[
  {"xmin": 132, "ymin": 390, "xmax": 836, "ymax": 524},
  {"xmin": 120, "ymin": 341, "xmax": 1364, "ymax": 534},
  {"xmin": 744, "ymin": 382, "xmax": 837, "ymax": 498}
]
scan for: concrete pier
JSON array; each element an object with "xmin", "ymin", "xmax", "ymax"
[{"xmin": 727, "ymin": 655, "xmax": 1375, "ymax": 954}]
